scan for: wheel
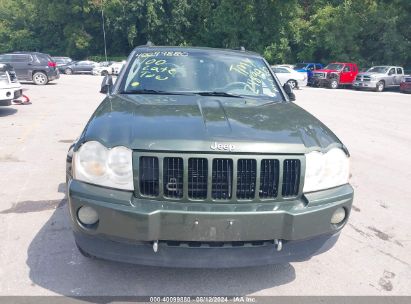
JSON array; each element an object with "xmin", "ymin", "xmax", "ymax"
[
  {"xmin": 329, "ymin": 79, "xmax": 339, "ymax": 89},
  {"xmin": 375, "ymin": 81, "xmax": 385, "ymax": 92},
  {"xmin": 287, "ymin": 80, "xmax": 297, "ymax": 89},
  {"xmin": 76, "ymin": 242, "xmax": 95, "ymax": 259},
  {"xmin": 65, "ymin": 68, "xmax": 73, "ymax": 75},
  {"xmin": 32, "ymin": 72, "xmax": 48, "ymax": 85},
  {"xmin": 101, "ymin": 70, "xmax": 108, "ymax": 76}
]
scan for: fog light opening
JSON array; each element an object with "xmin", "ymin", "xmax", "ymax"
[
  {"xmin": 77, "ymin": 206, "xmax": 99, "ymax": 228},
  {"xmin": 331, "ymin": 207, "xmax": 346, "ymax": 225}
]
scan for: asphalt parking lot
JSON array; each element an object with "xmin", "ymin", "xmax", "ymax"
[{"xmin": 0, "ymin": 75, "xmax": 410, "ymax": 296}]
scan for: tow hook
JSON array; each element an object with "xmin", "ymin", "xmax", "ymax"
[
  {"xmin": 274, "ymin": 239, "xmax": 283, "ymax": 252},
  {"xmin": 153, "ymin": 240, "xmax": 159, "ymax": 253}
]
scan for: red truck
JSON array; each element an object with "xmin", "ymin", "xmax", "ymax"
[{"xmin": 312, "ymin": 62, "xmax": 359, "ymax": 89}]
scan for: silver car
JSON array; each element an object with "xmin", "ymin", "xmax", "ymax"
[{"xmin": 353, "ymin": 66, "xmax": 404, "ymax": 92}]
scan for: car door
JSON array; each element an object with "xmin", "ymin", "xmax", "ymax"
[
  {"xmin": 340, "ymin": 64, "xmax": 351, "ymax": 84},
  {"xmin": 394, "ymin": 68, "xmax": 403, "ymax": 85},
  {"xmin": 386, "ymin": 68, "xmax": 396, "ymax": 86},
  {"xmin": 73, "ymin": 61, "xmax": 87, "ymax": 72},
  {"xmin": 9, "ymin": 54, "xmax": 33, "ymax": 80}
]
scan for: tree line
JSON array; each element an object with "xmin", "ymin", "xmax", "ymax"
[{"xmin": 0, "ymin": 0, "xmax": 410, "ymax": 68}]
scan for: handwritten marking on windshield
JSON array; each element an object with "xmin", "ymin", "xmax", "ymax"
[
  {"xmin": 230, "ymin": 58, "xmax": 272, "ymax": 94},
  {"xmin": 139, "ymin": 58, "xmax": 177, "ymax": 80}
]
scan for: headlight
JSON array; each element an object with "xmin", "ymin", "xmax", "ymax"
[
  {"xmin": 303, "ymin": 148, "xmax": 349, "ymax": 193},
  {"xmin": 73, "ymin": 141, "xmax": 133, "ymax": 190}
]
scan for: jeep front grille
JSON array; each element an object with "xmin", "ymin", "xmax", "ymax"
[
  {"xmin": 134, "ymin": 153, "xmax": 303, "ymax": 202},
  {"xmin": 313, "ymin": 72, "xmax": 326, "ymax": 79}
]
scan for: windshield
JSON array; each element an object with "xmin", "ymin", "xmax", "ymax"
[
  {"xmin": 367, "ymin": 66, "xmax": 389, "ymax": 73},
  {"xmin": 294, "ymin": 63, "xmax": 307, "ymax": 70},
  {"xmin": 121, "ymin": 51, "xmax": 282, "ymax": 100},
  {"xmin": 325, "ymin": 63, "xmax": 344, "ymax": 71}
]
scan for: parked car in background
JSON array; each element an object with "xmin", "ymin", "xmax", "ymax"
[
  {"xmin": 294, "ymin": 63, "xmax": 324, "ymax": 85},
  {"xmin": 271, "ymin": 66, "xmax": 307, "ymax": 89},
  {"xmin": 0, "ymin": 52, "xmax": 59, "ymax": 85},
  {"xmin": 0, "ymin": 63, "xmax": 22, "ymax": 106},
  {"xmin": 400, "ymin": 75, "xmax": 411, "ymax": 93},
  {"xmin": 62, "ymin": 60, "xmax": 98, "ymax": 75},
  {"xmin": 52, "ymin": 57, "xmax": 73, "ymax": 73},
  {"xmin": 353, "ymin": 66, "xmax": 405, "ymax": 92},
  {"xmin": 111, "ymin": 61, "xmax": 126, "ymax": 75},
  {"xmin": 312, "ymin": 62, "xmax": 359, "ymax": 89},
  {"xmin": 92, "ymin": 62, "xmax": 114, "ymax": 76},
  {"xmin": 93, "ymin": 61, "xmax": 126, "ymax": 76}
]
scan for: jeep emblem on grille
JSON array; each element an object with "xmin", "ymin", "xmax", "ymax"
[{"xmin": 210, "ymin": 142, "xmax": 235, "ymax": 151}]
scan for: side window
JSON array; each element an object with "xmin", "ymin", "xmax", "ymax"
[
  {"xmin": 10, "ymin": 54, "xmax": 30, "ymax": 62},
  {"xmin": 396, "ymin": 68, "xmax": 403, "ymax": 75},
  {"xmin": 315, "ymin": 64, "xmax": 322, "ymax": 70},
  {"xmin": 273, "ymin": 67, "xmax": 288, "ymax": 73},
  {"xmin": 0, "ymin": 54, "xmax": 12, "ymax": 62},
  {"xmin": 388, "ymin": 68, "xmax": 395, "ymax": 75},
  {"xmin": 343, "ymin": 65, "xmax": 351, "ymax": 72}
]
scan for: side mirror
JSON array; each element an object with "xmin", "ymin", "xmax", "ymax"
[
  {"xmin": 283, "ymin": 83, "xmax": 296, "ymax": 101},
  {"xmin": 100, "ymin": 75, "xmax": 113, "ymax": 94}
]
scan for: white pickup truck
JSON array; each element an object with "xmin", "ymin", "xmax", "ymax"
[{"xmin": 0, "ymin": 63, "xmax": 22, "ymax": 106}]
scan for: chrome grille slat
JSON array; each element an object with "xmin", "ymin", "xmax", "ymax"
[
  {"xmin": 281, "ymin": 159, "xmax": 300, "ymax": 197},
  {"xmin": 212, "ymin": 159, "xmax": 233, "ymax": 200},
  {"xmin": 139, "ymin": 156, "xmax": 159, "ymax": 197},
  {"xmin": 259, "ymin": 159, "xmax": 279, "ymax": 199},
  {"xmin": 236, "ymin": 159, "xmax": 256, "ymax": 199},
  {"xmin": 188, "ymin": 158, "xmax": 208, "ymax": 199},
  {"xmin": 163, "ymin": 157, "xmax": 183, "ymax": 198}
]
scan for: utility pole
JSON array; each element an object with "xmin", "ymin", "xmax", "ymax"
[{"xmin": 101, "ymin": 0, "xmax": 108, "ymax": 62}]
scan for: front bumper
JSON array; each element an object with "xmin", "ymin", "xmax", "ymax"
[
  {"xmin": 353, "ymin": 80, "xmax": 378, "ymax": 89},
  {"xmin": 68, "ymin": 180, "xmax": 353, "ymax": 266},
  {"xmin": 0, "ymin": 85, "xmax": 22, "ymax": 105},
  {"xmin": 312, "ymin": 78, "xmax": 331, "ymax": 87}
]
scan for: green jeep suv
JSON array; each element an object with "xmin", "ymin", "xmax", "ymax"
[{"xmin": 66, "ymin": 45, "xmax": 353, "ymax": 267}]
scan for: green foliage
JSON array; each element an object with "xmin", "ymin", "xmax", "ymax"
[{"xmin": 0, "ymin": 0, "xmax": 409, "ymax": 67}]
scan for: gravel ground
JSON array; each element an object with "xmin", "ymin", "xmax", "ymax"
[{"xmin": 0, "ymin": 75, "xmax": 410, "ymax": 296}]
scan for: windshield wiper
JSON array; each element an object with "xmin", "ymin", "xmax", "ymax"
[
  {"xmin": 121, "ymin": 89, "xmax": 193, "ymax": 95},
  {"xmin": 194, "ymin": 91, "xmax": 243, "ymax": 98}
]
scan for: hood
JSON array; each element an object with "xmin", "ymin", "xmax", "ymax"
[{"xmin": 78, "ymin": 95, "xmax": 343, "ymax": 154}]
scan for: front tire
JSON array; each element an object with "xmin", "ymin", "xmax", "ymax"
[
  {"xmin": 375, "ymin": 81, "xmax": 385, "ymax": 92},
  {"xmin": 65, "ymin": 68, "xmax": 73, "ymax": 75},
  {"xmin": 329, "ymin": 79, "xmax": 339, "ymax": 89},
  {"xmin": 32, "ymin": 72, "xmax": 48, "ymax": 85},
  {"xmin": 287, "ymin": 80, "xmax": 297, "ymax": 89},
  {"xmin": 101, "ymin": 70, "xmax": 108, "ymax": 76}
]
